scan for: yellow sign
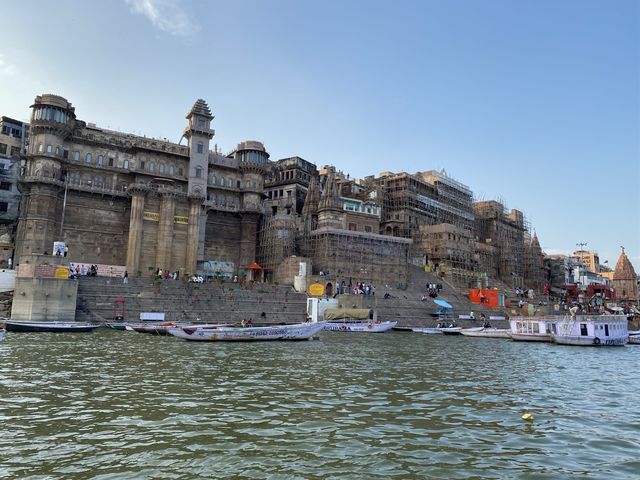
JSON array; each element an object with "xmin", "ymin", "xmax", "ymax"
[
  {"xmin": 174, "ymin": 215, "xmax": 189, "ymax": 224},
  {"xmin": 308, "ymin": 283, "xmax": 325, "ymax": 297},
  {"xmin": 54, "ymin": 267, "xmax": 69, "ymax": 279},
  {"xmin": 143, "ymin": 211, "xmax": 160, "ymax": 222}
]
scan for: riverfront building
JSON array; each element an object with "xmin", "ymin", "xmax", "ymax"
[
  {"xmin": 13, "ymin": 93, "xmax": 552, "ymax": 293},
  {"xmin": 16, "ymin": 94, "xmax": 266, "ymax": 278}
]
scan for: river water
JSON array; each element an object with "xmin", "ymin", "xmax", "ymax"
[{"xmin": 1, "ymin": 330, "xmax": 639, "ymax": 479}]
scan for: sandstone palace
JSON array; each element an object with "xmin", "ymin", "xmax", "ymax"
[{"xmin": 14, "ymin": 94, "xmax": 551, "ymax": 291}]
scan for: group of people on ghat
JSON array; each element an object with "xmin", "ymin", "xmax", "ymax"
[
  {"xmin": 351, "ymin": 281, "xmax": 375, "ymax": 295},
  {"xmin": 155, "ymin": 268, "xmax": 181, "ymax": 281},
  {"xmin": 69, "ymin": 263, "xmax": 98, "ymax": 278},
  {"xmin": 421, "ymin": 282, "xmax": 443, "ymax": 300}
]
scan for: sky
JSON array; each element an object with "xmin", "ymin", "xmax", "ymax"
[{"xmin": 1, "ymin": 0, "xmax": 638, "ymax": 270}]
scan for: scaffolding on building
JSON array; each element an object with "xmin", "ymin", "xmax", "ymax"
[{"xmin": 256, "ymin": 213, "xmax": 298, "ymax": 276}]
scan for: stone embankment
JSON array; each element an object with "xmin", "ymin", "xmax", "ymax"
[{"xmin": 75, "ymin": 265, "xmax": 518, "ymax": 329}]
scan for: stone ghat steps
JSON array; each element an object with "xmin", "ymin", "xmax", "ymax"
[
  {"xmin": 76, "ymin": 276, "xmax": 510, "ymax": 328},
  {"xmin": 76, "ymin": 277, "xmax": 307, "ymax": 324}
]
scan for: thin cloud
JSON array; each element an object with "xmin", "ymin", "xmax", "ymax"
[
  {"xmin": 0, "ymin": 54, "xmax": 16, "ymax": 75},
  {"xmin": 126, "ymin": 0, "xmax": 198, "ymax": 38}
]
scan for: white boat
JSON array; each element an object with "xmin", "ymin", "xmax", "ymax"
[
  {"xmin": 461, "ymin": 327, "xmax": 510, "ymax": 338},
  {"xmin": 167, "ymin": 322, "xmax": 325, "ymax": 341},
  {"xmin": 324, "ymin": 321, "xmax": 397, "ymax": 332},
  {"xmin": 551, "ymin": 314, "xmax": 628, "ymax": 347},
  {"xmin": 440, "ymin": 326, "xmax": 463, "ymax": 335},
  {"xmin": 628, "ymin": 335, "xmax": 640, "ymax": 345},
  {"xmin": 509, "ymin": 317, "xmax": 558, "ymax": 342},
  {"xmin": 322, "ymin": 307, "xmax": 396, "ymax": 333},
  {"xmin": 412, "ymin": 327, "xmax": 443, "ymax": 335}
]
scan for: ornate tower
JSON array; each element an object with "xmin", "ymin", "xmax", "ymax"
[
  {"xmin": 184, "ymin": 99, "xmax": 214, "ymax": 198},
  {"xmin": 15, "ymin": 94, "xmax": 76, "ymax": 262},
  {"xmin": 316, "ymin": 168, "xmax": 344, "ymax": 230},
  {"xmin": 236, "ymin": 141, "xmax": 268, "ymax": 270},
  {"xmin": 183, "ymin": 99, "xmax": 214, "ymax": 274},
  {"xmin": 613, "ymin": 247, "xmax": 638, "ymax": 302},
  {"xmin": 301, "ymin": 174, "xmax": 320, "ymax": 234}
]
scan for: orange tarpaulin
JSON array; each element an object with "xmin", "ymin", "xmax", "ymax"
[
  {"xmin": 469, "ymin": 289, "xmax": 500, "ymax": 308},
  {"xmin": 248, "ymin": 262, "xmax": 262, "ymax": 270}
]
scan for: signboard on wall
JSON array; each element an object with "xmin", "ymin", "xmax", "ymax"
[
  {"xmin": 52, "ymin": 241, "xmax": 66, "ymax": 257},
  {"xmin": 308, "ymin": 283, "xmax": 325, "ymax": 297}
]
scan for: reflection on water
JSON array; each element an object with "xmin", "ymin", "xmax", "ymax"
[{"xmin": 1, "ymin": 331, "xmax": 639, "ymax": 479}]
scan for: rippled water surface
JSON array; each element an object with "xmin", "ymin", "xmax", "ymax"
[{"xmin": 1, "ymin": 330, "xmax": 640, "ymax": 479}]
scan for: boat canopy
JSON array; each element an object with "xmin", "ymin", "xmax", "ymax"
[
  {"xmin": 433, "ymin": 299, "xmax": 452, "ymax": 309},
  {"xmin": 324, "ymin": 308, "xmax": 372, "ymax": 320}
]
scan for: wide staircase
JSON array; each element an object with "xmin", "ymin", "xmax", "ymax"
[
  {"xmin": 75, "ymin": 266, "xmax": 532, "ymax": 329},
  {"xmin": 75, "ymin": 277, "xmax": 308, "ymax": 325},
  {"xmin": 368, "ymin": 265, "xmax": 512, "ymax": 329}
]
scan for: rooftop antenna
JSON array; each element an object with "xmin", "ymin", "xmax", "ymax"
[{"xmin": 576, "ymin": 242, "xmax": 587, "ymax": 251}]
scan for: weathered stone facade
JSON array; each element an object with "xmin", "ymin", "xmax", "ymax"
[{"xmin": 15, "ymin": 94, "xmax": 267, "ymax": 278}]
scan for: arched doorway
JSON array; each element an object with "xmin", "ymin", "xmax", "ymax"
[{"xmin": 325, "ymin": 282, "xmax": 334, "ymax": 297}]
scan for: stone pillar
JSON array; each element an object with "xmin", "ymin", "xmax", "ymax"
[
  {"xmin": 185, "ymin": 194, "xmax": 204, "ymax": 275},
  {"xmin": 155, "ymin": 190, "xmax": 176, "ymax": 271},
  {"xmin": 14, "ymin": 183, "xmax": 62, "ymax": 263},
  {"xmin": 125, "ymin": 184, "xmax": 148, "ymax": 276}
]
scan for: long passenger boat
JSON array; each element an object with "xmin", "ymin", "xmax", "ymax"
[{"xmin": 167, "ymin": 322, "xmax": 325, "ymax": 341}]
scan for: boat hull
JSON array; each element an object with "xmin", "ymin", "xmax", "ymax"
[
  {"xmin": 510, "ymin": 332, "xmax": 551, "ymax": 342},
  {"xmin": 168, "ymin": 322, "xmax": 325, "ymax": 341},
  {"xmin": 461, "ymin": 328, "xmax": 511, "ymax": 338},
  {"xmin": 126, "ymin": 324, "xmax": 174, "ymax": 335},
  {"xmin": 441, "ymin": 327, "xmax": 463, "ymax": 335},
  {"xmin": 412, "ymin": 327, "xmax": 443, "ymax": 335},
  {"xmin": 324, "ymin": 321, "xmax": 397, "ymax": 333},
  {"xmin": 628, "ymin": 336, "xmax": 640, "ymax": 345},
  {"xmin": 552, "ymin": 334, "xmax": 626, "ymax": 347},
  {"xmin": 5, "ymin": 322, "xmax": 98, "ymax": 333}
]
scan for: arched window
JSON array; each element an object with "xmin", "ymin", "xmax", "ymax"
[
  {"xmin": 210, "ymin": 174, "xmax": 216, "ymax": 185},
  {"xmin": 195, "ymin": 166, "xmax": 202, "ymax": 178},
  {"xmin": 159, "ymin": 164, "xmax": 165, "ymax": 174},
  {"xmin": 37, "ymin": 144, "xmax": 43, "ymax": 153},
  {"xmin": 46, "ymin": 144, "xmax": 52, "ymax": 153},
  {"xmin": 227, "ymin": 177, "xmax": 233, "ymax": 187},
  {"xmin": 85, "ymin": 153, "xmax": 93, "ymax": 164},
  {"xmin": 149, "ymin": 162, "xmax": 156, "ymax": 172},
  {"xmin": 73, "ymin": 151, "xmax": 80, "ymax": 161},
  {"xmin": 123, "ymin": 159, "xmax": 129, "ymax": 169},
  {"xmin": 219, "ymin": 176, "xmax": 225, "ymax": 186},
  {"xmin": 197, "ymin": 142, "xmax": 204, "ymax": 154},
  {"xmin": 98, "ymin": 155, "xmax": 104, "ymax": 166},
  {"xmin": 55, "ymin": 146, "xmax": 61, "ymax": 157},
  {"xmin": 169, "ymin": 165, "xmax": 175, "ymax": 175}
]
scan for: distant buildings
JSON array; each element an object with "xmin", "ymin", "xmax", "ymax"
[{"xmin": 0, "ymin": 116, "xmax": 28, "ymax": 265}]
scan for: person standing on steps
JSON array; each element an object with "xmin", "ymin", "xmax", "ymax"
[{"xmin": 123, "ymin": 270, "xmax": 128, "ymax": 284}]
